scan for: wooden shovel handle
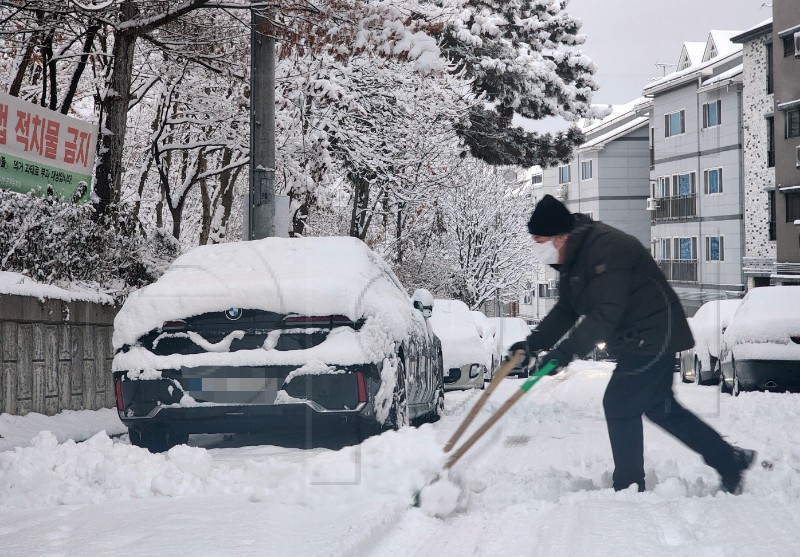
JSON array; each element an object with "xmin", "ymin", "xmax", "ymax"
[{"xmin": 442, "ymin": 350, "xmax": 526, "ymax": 453}]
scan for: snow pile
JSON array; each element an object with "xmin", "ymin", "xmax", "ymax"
[
  {"xmin": 417, "ymin": 475, "xmax": 463, "ymax": 518},
  {"xmin": 113, "ymin": 237, "xmax": 412, "ymax": 349},
  {"xmin": 112, "ymin": 237, "xmax": 430, "ymax": 373},
  {"xmin": 0, "ymin": 424, "xmax": 445, "ymax": 512},
  {"xmin": 429, "ymin": 299, "xmax": 489, "ymax": 371}
]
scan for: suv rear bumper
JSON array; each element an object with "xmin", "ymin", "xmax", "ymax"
[{"xmin": 114, "ymin": 363, "xmax": 381, "ymax": 435}]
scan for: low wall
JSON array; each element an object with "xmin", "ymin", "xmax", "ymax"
[{"xmin": 0, "ymin": 294, "xmax": 116, "ymax": 416}]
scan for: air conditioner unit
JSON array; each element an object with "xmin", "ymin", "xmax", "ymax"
[
  {"xmin": 795, "ymin": 31, "xmax": 800, "ymax": 57},
  {"xmin": 646, "ymin": 197, "xmax": 659, "ymax": 211},
  {"xmin": 547, "ymin": 279, "xmax": 558, "ymax": 290}
]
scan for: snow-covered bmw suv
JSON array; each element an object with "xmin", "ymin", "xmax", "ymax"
[{"xmin": 112, "ymin": 237, "xmax": 444, "ymax": 451}]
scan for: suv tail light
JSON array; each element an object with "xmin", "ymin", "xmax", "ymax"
[
  {"xmin": 356, "ymin": 372, "xmax": 367, "ymax": 403},
  {"xmin": 114, "ymin": 378, "xmax": 124, "ymax": 411}
]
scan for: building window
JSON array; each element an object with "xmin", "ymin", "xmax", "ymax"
[
  {"xmin": 673, "ymin": 172, "xmax": 696, "ymax": 196},
  {"xmin": 787, "ymin": 108, "xmax": 800, "ymax": 139},
  {"xmin": 523, "ymin": 292, "xmax": 533, "ymax": 304},
  {"xmin": 786, "ymin": 192, "xmax": 800, "ymax": 223},
  {"xmin": 705, "ymin": 236, "xmax": 724, "ymax": 261},
  {"xmin": 674, "ymin": 237, "xmax": 697, "ymax": 260},
  {"xmin": 769, "ymin": 190, "xmax": 776, "ymax": 240},
  {"xmin": 767, "ymin": 116, "xmax": 775, "ymax": 167},
  {"xmin": 580, "ymin": 160, "xmax": 592, "ymax": 180},
  {"xmin": 702, "ymin": 100, "xmax": 722, "ymax": 128},
  {"xmin": 537, "ymin": 283, "xmax": 553, "ymax": 298},
  {"xmin": 664, "ymin": 110, "xmax": 685, "ymax": 137},
  {"xmin": 704, "ymin": 167, "xmax": 723, "ymax": 194},
  {"xmin": 783, "ymin": 35, "xmax": 796, "ymax": 57},
  {"xmin": 766, "ymin": 42, "xmax": 773, "ymax": 94},
  {"xmin": 657, "ymin": 238, "xmax": 671, "ymax": 259},
  {"xmin": 531, "ymin": 173, "xmax": 543, "ymax": 186},
  {"xmin": 657, "ymin": 176, "xmax": 670, "ymax": 197},
  {"xmin": 558, "ymin": 165, "xmax": 571, "ymax": 184}
]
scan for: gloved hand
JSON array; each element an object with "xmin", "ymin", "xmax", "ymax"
[
  {"xmin": 508, "ymin": 340, "xmax": 531, "ymax": 368},
  {"xmin": 537, "ymin": 348, "xmax": 571, "ymax": 376}
]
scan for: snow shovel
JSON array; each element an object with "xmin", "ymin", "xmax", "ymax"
[{"xmin": 412, "ymin": 357, "xmax": 560, "ymax": 507}]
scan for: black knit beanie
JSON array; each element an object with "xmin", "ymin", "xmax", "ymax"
[{"xmin": 527, "ymin": 194, "xmax": 574, "ymax": 236}]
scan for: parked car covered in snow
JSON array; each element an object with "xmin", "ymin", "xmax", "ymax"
[
  {"xmin": 470, "ymin": 310, "xmax": 499, "ymax": 381},
  {"xmin": 718, "ymin": 286, "xmax": 800, "ymax": 396},
  {"xmin": 679, "ymin": 299, "xmax": 742, "ymax": 385},
  {"xmin": 112, "ymin": 237, "xmax": 444, "ymax": 451},
  {"xmin": 488, "ymin": 317, "xmax": 534, "ymax": 377},
  {"xmin": 429, "ymin": 299, "xmax": 488, "ymax": 391}
]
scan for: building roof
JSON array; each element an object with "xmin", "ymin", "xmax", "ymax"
[
  {"xmin": 580, "ymin": 116, "xmax": 649, "ymax": 152},
  {"xmin": 580, "ymin": 97, "xmax": 647, "ymax": 136},
  {"xmin": 730, "ymin": 17, "xmax": 772, "ymax": 43},
  {"xmin": 677, "ymin": 42, "xmax": 705, "ymax": 70},
  {"xmin": 643, "ymin": 30, "xmax": 743, "ymax": 96},
  {"xmin": 700, "ymin": 63, "xmax": 743, "ymax": 89}
]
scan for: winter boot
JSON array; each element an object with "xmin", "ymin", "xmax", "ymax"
[{"xmin": 719, "ymin": 447, "xmax": 757, "ymax": 495}]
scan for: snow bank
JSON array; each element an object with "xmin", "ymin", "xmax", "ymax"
[{"xmin": 0, "ymin": 425, "xmax": 445, "ymax": 511}]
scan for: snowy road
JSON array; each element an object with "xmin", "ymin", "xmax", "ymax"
[{"xmin": 3, "ymin": 360, "xmax": 800, "ymax": 556}]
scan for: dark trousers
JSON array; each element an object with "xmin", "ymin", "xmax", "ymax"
[{"xmin": 602, "ymin": 353, "xmax": 737, "ymax": 491}]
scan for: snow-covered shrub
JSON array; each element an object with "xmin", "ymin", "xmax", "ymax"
[{"xmin": 0, "ymin": 191, "xmax": 178, "ymax": 297}]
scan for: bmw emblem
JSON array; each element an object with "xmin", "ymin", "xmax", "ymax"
[{"xmin": 225, "ymin": 308, "xmax": 242, "ymax": 321}]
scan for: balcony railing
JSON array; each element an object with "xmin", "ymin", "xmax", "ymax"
[
  {"xmin": 651, "ymin": 194, "xmax": 697, "ymax": 221},
  {"xmin": 657, "ymin": 259, "xmax": 698, "ymax": 282}
]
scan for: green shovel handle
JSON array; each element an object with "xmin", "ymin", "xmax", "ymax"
[{"xmin": 520, "ymin": 360, "xmax": 560, "ymax": 392}]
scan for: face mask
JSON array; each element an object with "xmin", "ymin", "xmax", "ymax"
[{"xmin": 531, "ymin": 239, "xmax": 560, "ymax": 264}]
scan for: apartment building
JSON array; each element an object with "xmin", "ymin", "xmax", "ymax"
[
  {"xmin": 771, "ymin": 1, "xmax": 800, "ymax": 283},
  {"xmin": 643, "ymin": 31, "xmax": 746, "ymax": 314},
  {"xmin": 732, "ymin": 19, "xmax": 776, "ymax": 289}
]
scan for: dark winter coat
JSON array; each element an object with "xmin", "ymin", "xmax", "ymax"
[{"xmin": 529, "ymin": 215, "xmax": 694, "ymax": 360}]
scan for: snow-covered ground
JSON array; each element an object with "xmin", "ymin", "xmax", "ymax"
[{"xmin": 2, "ymin": 360, "xmax": 800, "ymax": 556}]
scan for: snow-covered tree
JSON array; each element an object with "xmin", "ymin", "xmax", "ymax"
[{"xmin": 438, "ymin": 0, "xmax": 606, "ymax": 167}]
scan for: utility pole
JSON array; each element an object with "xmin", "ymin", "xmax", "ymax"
[{"xmin": 248, "ymin": 6, "xmax": 275, "ymax": 239}]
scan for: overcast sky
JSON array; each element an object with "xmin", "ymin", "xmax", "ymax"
[{"xmin": 568, "ymin": 0, "xmax": 770, "ymax": 105}]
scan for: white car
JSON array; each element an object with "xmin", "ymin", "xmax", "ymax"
[
  {"xmin": 679, "ymin": 299, "xmax": 742, "ymax": 385},
  {"xmin": 488, "ymin": 316, "xmax": 534, "ymax": 377},
  {"xmin": 429, "ymin": 299, "xmax": 488, "ymax": 391},
  {"xmin": 718, "ymin": 286, "xmax": 800, "ymax": 396},
  {"xmin": 470, "ymin": 310, "xmax": 499, "ymax": 381}
]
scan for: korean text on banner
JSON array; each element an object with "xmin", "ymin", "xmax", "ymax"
[{"xmin": 0, "ymin": 91, "xmax": 98, "ymax": 203}]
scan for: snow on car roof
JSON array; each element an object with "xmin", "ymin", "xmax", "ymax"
[
  {"xmin": 691, "ymin": 299, "xmax": 742, "ymax": 335},
  {"xmin": 430, "ymin": 299, "xmax": 486, "ymax": 370},
  {"xmin": 113, "ymin": 237, "xmax": 412, "ymax": 349},
  {"xmin": 724, "ymin": 286, "xmax": 800, "ymax": 345}
]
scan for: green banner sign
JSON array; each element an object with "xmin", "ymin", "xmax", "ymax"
[
  {"xmin": 0, "ymin": 152, "xmax": 90, "ymax": 203},
  {"xmin": 0, "ymin": 91, "xmax": 97, "ymax": 203}
]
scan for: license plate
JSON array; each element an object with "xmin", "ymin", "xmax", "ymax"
[{"xmin": 186, "ymin": 377, "xmax": 279, "ymax": 404}]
